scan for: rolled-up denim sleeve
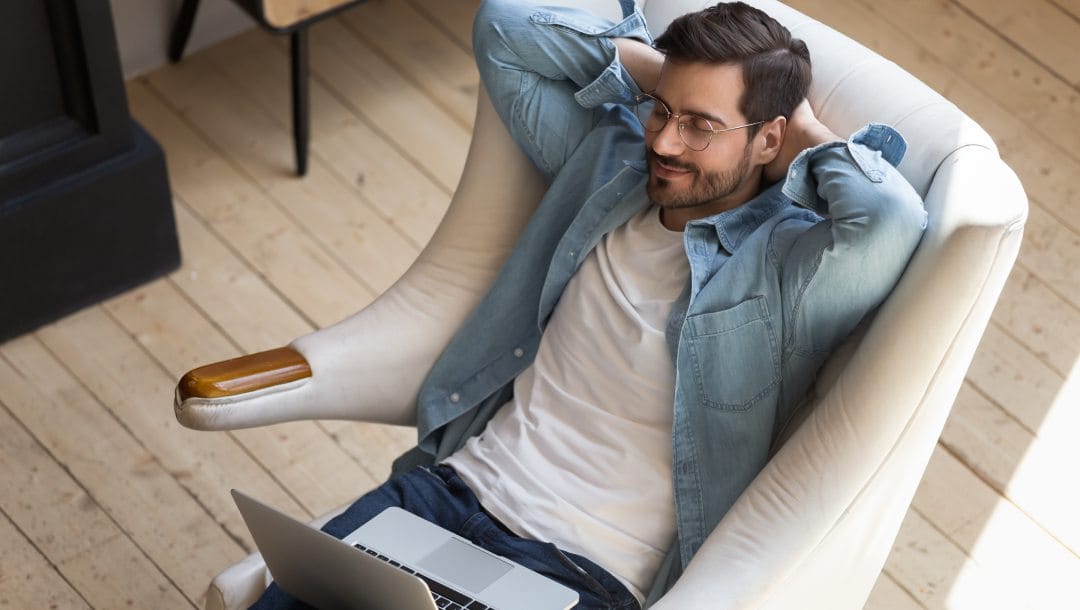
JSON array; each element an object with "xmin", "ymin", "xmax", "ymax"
[
  {"xmin": 472, "ymin": 0, "xmax": 652, "ymax": 180},
  {"xmin": 778, "ymin": 124, "xmax": 928, "ymax": 354}
]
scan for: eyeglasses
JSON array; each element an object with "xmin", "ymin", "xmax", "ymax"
[{"xmin": 633, "ymin": 92, "xmax": 763, "ymax": 151}]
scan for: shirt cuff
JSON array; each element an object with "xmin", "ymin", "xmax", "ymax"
[{"xmin": 782, "ymin": 123, "xmax": 908, "ymax": 210}]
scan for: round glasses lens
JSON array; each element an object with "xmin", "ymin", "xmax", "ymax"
[
  {"xmin": 680, "ymin": 120, "xmax": 714, "ymax": 150},
  {"xmin": 634, "ymin": 97, "xmax": 667, "ymax": 132}
]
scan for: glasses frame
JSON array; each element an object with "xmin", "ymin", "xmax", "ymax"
[{"xmin": 634, "ymin": 92, "xmax": 764, "ymax": 151}]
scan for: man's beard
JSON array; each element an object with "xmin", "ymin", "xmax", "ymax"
[{"xmin": 646, "ymin": 143, "xmax": 754, "ymax": 213}]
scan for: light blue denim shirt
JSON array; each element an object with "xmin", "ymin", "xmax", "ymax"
[{"xmin": 394, "ymin": 0, "xmax": 927, "ymax": 602}]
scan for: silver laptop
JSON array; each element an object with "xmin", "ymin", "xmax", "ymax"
[{"xmin": 232, "ymin": 490, "xmax": 580, "ymax": 610}]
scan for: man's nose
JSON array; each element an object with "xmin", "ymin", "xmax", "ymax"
[{"xmin": 650, "ymin": 118, "xmax": 686, "ymax": 157}]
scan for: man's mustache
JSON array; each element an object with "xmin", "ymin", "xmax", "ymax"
[{"xmin": 647, "ymin": 149, "xmax": 697, "ymax": 173}]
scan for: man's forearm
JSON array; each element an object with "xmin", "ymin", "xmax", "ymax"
[
  {"xmin": 613, "ymin": 38, "xmax": 664, "ymax": 93},
  {"xmin": 765, "ymin": 100, "xmax": 842, "ymax": 183},
  {"xmin": 793, "ymin": 116, "xmax": 842, "ymax": 157},
  {"xmin": 473, "ymin": 0, "xmax": 652, "ymax": 177},
  {"xmin": 476, "ymin": 0, "xmax": 651, "ymax": 98}
]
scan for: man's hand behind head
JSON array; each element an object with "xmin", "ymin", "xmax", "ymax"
[{"xmin": 763, "ymin": 99, "xmax": 842, "ymax": 184}]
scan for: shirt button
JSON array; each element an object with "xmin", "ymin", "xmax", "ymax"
[
  {"xmin": 568, "ymin": 251, "xmax": 575, "ymax": 258},
  {"xmin": 513, "ymin": 348, "xmax": 524, "ymax": 358},
  {"xmin": 449, "ymin": 393, "xmax": 461, "ymax": 403}
]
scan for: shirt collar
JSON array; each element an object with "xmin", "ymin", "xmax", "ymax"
[{"xmin": 685, "ymin": 181, "xmax": 791, "ymax": 253}]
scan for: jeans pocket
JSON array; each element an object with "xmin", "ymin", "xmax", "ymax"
[
  {"xmin": 549, "ymin": 546, "xmax": 646, "ymax": 609},
  {"xmin": 417, "ymin": 464, "xmax": 472, "ymax": 498},
  {"xmin": 546, "ymin": 544, "xmax": 613, "ymax": 603},
  {"xmin": 472, "ymin": 522, "xmax": 624, "ymax": 609}
]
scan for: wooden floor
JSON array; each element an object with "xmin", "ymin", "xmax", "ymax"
[{"xmin": 2, "ymin": 0, "xmax": 1077, "ymax": 607}]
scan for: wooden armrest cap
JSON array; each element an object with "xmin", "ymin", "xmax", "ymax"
[{"xmin": 177, "ymin": 347, "xmax": 312, "ymax": 402}]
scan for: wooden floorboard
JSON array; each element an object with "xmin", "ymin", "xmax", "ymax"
[
  {"xmin": 0, "ymin": 0, "xmax": 1076, "ymax": 608},
  {"xmin": 0, "ymin": 404, "xmax": 187, "ymax": 609},
  {"xmin": 202, "ymin": 26, "xmax": 453, "ymax": 248},
  {"xmin": 340, "ymin": 0, "xmax": 480, "ymax": 130},
  {"xmin": 0, "ymin": 337, "xmax": 239, "ymax": 605},
  {"xmin": 953, "ymin": 0, "xmax": 1080, "ymax": 89},
  {"xmin": 0, "ymin": 510, "xmax": 93, "ymax": 610},
  {"xmin": 308, "ymin": 16, "xmax": 472, "ymax": 192}
]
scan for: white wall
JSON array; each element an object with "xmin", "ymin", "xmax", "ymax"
[{"xmin": 108, "ymin": 0, "xmax": 255, "ymax": 79}]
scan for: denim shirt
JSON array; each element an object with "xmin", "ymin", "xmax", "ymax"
[{"xmin": 394, "ymin": 0, "xmax": 927, "ymax": 603}]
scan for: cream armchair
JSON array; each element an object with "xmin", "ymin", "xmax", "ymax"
[{"xmin": 175, "ymin": 0, "xmax": 1027, "ymax": 608}]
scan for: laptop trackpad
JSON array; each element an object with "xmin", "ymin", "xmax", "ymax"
[{"xmin": 417, "ymin": 537, "xmax": 514, "ymax": 594}]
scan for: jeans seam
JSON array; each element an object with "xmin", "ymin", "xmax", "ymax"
[
  {"xmin": 417, "ymin": 464, "xmax": 451, "ymax": 489},
  {"xmin": 466, "ymin": 513, "xmax": 616, "ymax": 606},
  {"xmin": 548, "ymin": 546, "xmax": 613, "ymax": 603},
  {"xmin": 461, "ymin": 512, "xmax": 495, "ymax": 544}
]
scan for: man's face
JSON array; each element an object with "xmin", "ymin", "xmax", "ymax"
[{"xmin": 644, "ymin": 61, "xmax": 762, "ymax": 226}]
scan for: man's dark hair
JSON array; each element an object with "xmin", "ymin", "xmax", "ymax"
[{"xmin": 654, "ymin": 2, "xmax": 811, "ymax": 132}]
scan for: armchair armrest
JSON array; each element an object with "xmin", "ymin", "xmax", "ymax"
[
  {"xmin": 174, "ymin": 83, "xmax": 545, "ymax": 433},
  {"xmin": 177, "ymin": 347, "xmax": 312, "ymax": 402}
]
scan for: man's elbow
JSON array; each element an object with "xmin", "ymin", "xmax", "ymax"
[
  {"xmin": 472, "ymin": 0, "xmax": 524, "ymax": 65},
  {"xmin": 864, "ymin": 169, "xmax": 928, "ymax": 265},
  {"xmin": 888, "ymin": 174, "xmax": 928, "ymax": 254}
]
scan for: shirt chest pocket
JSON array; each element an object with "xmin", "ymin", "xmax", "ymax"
[{"xmin": 683, "ymin": 296, "xmax": 781, "ymax": 412}]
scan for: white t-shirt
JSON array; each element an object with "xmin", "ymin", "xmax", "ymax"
[{"xmin": 444, "ymin": 204, "xmax": 690, "ymax": 601}]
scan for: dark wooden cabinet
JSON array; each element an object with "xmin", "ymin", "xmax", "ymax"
[{"xmin": 1, "ymin": 0, "xmax": 180, "ymax": 342}]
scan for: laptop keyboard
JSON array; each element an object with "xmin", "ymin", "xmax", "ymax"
[{"xmin": 353, "ymin": 542, "xmax": 492, "ymax": 610}]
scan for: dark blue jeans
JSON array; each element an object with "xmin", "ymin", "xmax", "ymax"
[{"xmin": 250, "ymin": 464, "xmax": 640, "ymax": 609}]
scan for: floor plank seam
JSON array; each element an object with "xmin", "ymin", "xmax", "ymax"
[
  {"xmin": 948, "ymin": 0, "xmax": 1080, "ymax": 93},
  {"xmin": 208, "ymin": 29, "xmax": 433, "ymax": 253},
  {"xmin": 138, "ymin": 79, "xmax": 387, "ymax": 306},
  {"xmin": 0, "ymin": 374, "xmax": 199, "ymax": 608},
  {"xmin": 0, "ymin": 414, "xmax": 99, "ymax": 610},
  {"xmin": 934, "ymin": 439, "xmax": 1080, "ymax": 561}
]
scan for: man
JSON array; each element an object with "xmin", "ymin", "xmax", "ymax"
[{"xmin": 253, "ymin": 0, "xmax": 926, "ymax": 608}]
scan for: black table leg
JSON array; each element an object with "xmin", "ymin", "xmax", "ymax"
[
  {"xmin": 169, "ymin": 0, "xmax": 201, "ymax": 62},
  {"xmin": 291, "ymin": 28, "xmax": 310, "ymax": 177}
]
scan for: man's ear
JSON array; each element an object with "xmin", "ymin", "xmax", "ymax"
[{"xmin": 753, "ymin": 116, "xmax": 787, "ymax": 166}]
